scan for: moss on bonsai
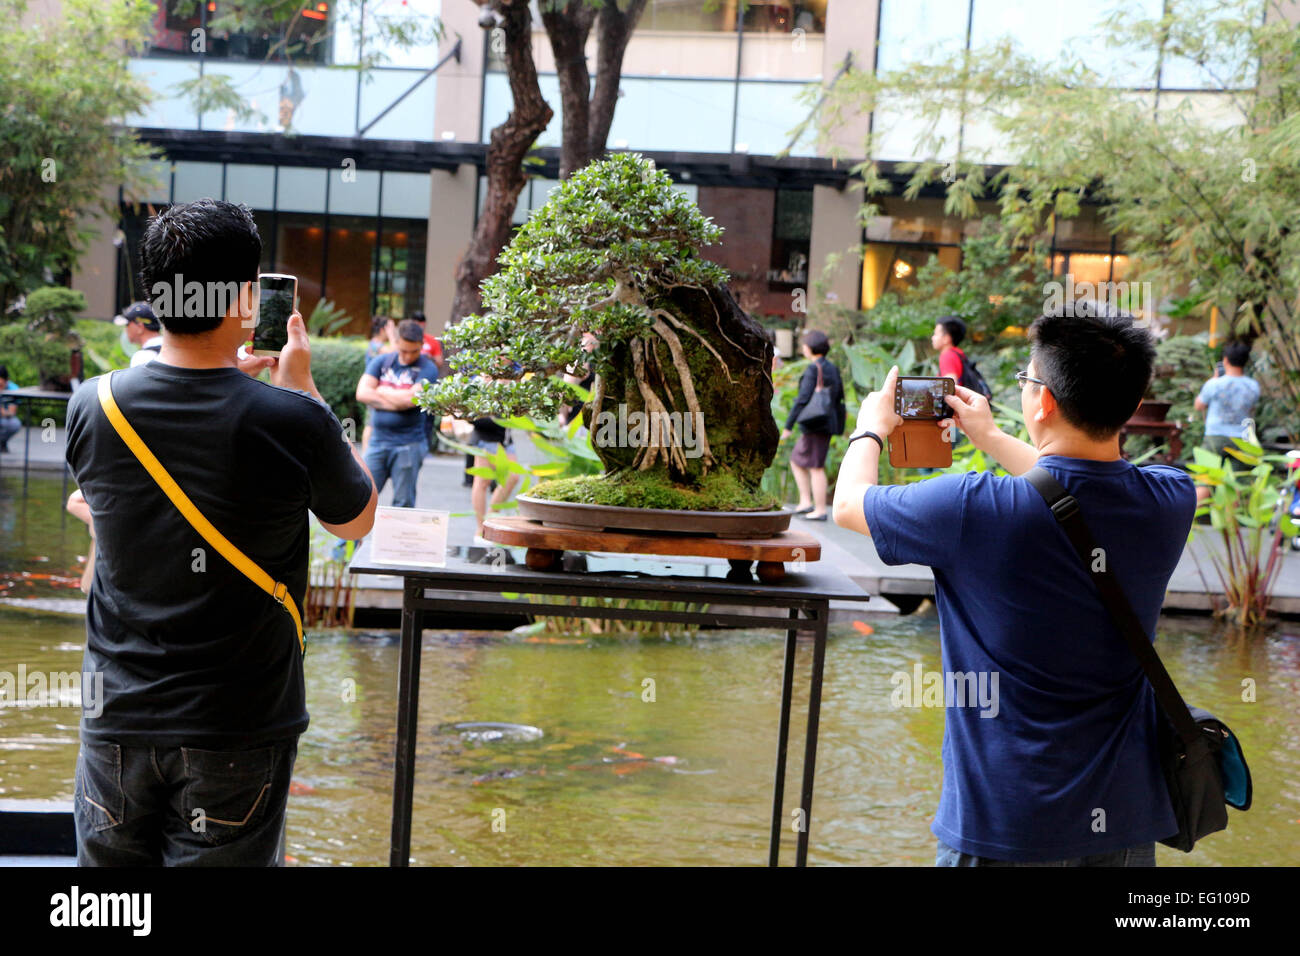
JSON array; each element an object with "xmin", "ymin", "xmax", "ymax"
[{"xmin": 528, "ymin": 470, "xmax": 779, "ymax": 512}]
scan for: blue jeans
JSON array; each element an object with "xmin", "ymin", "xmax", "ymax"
[
  {"xmin": 935, "ymin": 839, "xmax": 1156, "ymax": 867},
  {"xmin": 0, "ymin": 414, "xmax": 19, "ymax": 449},
  {"xmin": 75, "ymin": 737, "xmax": 297, "ymax": 866},
  {"xmin": 364, "ymin": 437, "xmax": 425, "ymax": 508}
]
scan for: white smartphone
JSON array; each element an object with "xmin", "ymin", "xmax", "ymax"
[{"xmin": 252, "ymin": 273, "xmax": 298, "ymax": 357}]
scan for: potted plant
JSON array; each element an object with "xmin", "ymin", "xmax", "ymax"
[{"xmin": 422, "ymin": 153, "xmax": 782, "ymax": 534}]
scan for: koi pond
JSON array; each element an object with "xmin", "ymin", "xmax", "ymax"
[{"xmin": 1, "ymin": 474, "xmax": 1297, "ymax": 865}]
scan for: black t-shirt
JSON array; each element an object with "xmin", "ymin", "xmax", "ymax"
[
  {"xmin": 471, "ymin": 417, "xmax": 507, "ymax": 443},
  {"xmin": 65, "ymin": 362, "xmax": 373, "ymax": 749}
]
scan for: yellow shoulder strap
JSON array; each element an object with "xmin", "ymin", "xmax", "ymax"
[{"xmin": 96, "ymin": 371, "xmax": 304, "ymax": 653}]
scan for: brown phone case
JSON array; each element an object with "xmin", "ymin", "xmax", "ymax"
[{"xmin": 888, "ymin": 420, "xmax": 953, "ymax": 468}]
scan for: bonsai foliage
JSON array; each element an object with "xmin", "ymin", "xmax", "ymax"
[
  {"xmin": 423, "ymin": 152, "xmax": 780, "ymax": 509},
  {"xmin": 430, "ymin": 153, "xmax": 726, "ymax": 462}
]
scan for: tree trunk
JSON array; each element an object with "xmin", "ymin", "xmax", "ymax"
[
  {"xmin": 587, "ymin": 0, "xmax": 647, "ymax": 160},
  {"xmin": 541, "ymin": 1, "xmax": 597, "ymax": 179},
  {"xmin": 450, "ymin": 0, "xmax": 554, "ymax": 325}
]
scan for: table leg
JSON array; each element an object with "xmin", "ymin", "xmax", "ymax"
[
  {"xmin": 22, "ymin": 415, "xmax": 31, "ymax": 496},
  {"xmin": 768, "ymin": 607, "xmax": 799, "ymax": 866},
  {"xmin": 389, "ymin": 582, "xmax": 424, "ymax": 867},
  {"xmin": 795, "ymin": 603, "xmax": 828, "ymax": 867}
]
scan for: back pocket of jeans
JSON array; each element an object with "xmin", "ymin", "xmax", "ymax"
[
  {"xmin": 180, "ymin": 746, "xmax": 275, "ymax": 847},
  {"xmin": 76, "ymin": 741, "xmax": 124, "ymax": 832}
]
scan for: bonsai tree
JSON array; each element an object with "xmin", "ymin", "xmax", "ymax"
[
  {"xmin": 0, "ymin": 286, "xmax": 86, "ymax": 390},
  {"xmin": 421, "ymin": 152, "xmax": 779, "ymax": 511}
]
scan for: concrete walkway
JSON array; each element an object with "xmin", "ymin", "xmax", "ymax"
[{"xmin": 11, "ymin": 424, "xmax": 1300, "ymax": 616}]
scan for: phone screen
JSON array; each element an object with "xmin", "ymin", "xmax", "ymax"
[
  {"xmin": 896, "ymin": 376, "xmax": 954, "ymax": 419},
  {"xmin": 253, "ymin": 275, "xmax": 296, "ymax": 355}
]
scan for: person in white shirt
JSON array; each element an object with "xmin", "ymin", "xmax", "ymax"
[{"xmin": 114, "ymin": 301, "xmax": 164, "ymax": 367}]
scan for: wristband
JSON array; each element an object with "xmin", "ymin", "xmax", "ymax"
[{"xmin": 848, "ymin": 430, "xmax": 884, "ymax": 452}]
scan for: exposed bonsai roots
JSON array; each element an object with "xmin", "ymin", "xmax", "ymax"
[
  {"xmin": 629, "ymin": 338, "xmax": 689, "ymax": 473},
  {"xmin": 650, "ymin": 307, "xmax": 734, "ymax": 385},
  {"xmin": 651, "ymin": 318, "xmax": 714, "ymax": 469}
]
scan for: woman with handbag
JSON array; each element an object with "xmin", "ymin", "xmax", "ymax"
[{"xmin": 780, "ymin": 329, "xmax": 846, "ymax": 521}]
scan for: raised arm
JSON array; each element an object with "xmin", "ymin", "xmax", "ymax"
[{"xmin": 941, "ymin": 385, "xmax": 1039, "ymax": 476}]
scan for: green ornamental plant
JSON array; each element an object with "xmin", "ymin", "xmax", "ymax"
[
  {"xmin": 1185, "ymin": 438, "xmax": 1297, "ymax": 628},
  {"xmin": 421, "ymin": 153, "xmax": 780, "ymax": 512}
]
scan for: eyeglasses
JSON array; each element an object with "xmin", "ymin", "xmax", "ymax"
[{"xmin": 1015, "ymin": 370, "xmax": 1047, "ymax": 390}]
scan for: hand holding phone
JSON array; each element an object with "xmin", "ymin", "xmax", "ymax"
[
  {"xmin": 269, "ymin": 312, "xmax": 317, "ymax": 399},
  {"xmin": 889, "ymin": 376, "xmax": 956, "ymax": 469},
  {"xmin": 252, "ymin": 274, "xmax": 298, "ymax": 357}
]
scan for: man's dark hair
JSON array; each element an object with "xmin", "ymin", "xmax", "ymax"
[
  {"xmin": 1028, "ymin": 307, "xmax": 1156, "ymax": 440},
  {"xmin": 411, "ymin": 311, "xmax": 426, "ymax": 324},
  {"xmin": 397, "ymin": 319, "xmax": 424, "ymax": 344},
  {"xmin": 138, "ymin": 199, "xmax": 261, "ymax": 335},
  {"xmin": 370, "ymin": 315, "xmax": 391, "ymax": 337},
  {"xmin": 803, "ymin": 329, "xmax": 830, "ymax": 356},
  {"xmin": 0, "ymin": 364, "xmax": 8, "ymax": 382},
  {"xmin": 1223, "ymin": 340, "xmax": 1251, "ymax": 369},
  {"xmin": 937, "ymin": 315, "xmax": 966, "ymax": 347}
]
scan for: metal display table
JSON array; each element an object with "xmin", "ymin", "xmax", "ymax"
[{"xmin": 349, "ymin": 538, "xmax": 871, "ymax": 867}]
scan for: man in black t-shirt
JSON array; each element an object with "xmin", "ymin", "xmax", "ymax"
[{"xmin": 65, "ymin": 199, "xmax": 377, "ymax": 866}]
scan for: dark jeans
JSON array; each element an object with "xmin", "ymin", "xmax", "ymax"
[
  {"xmin": 74, "ymin": 737, "xmax": 298, "ymax": 866},
  {"xmin": 363, "ymin": 437, "xmax": 425, "ymax": 508},
  {"xmin": 935, "ymin": 838, "xmax": 1156, "ymax": 867}
]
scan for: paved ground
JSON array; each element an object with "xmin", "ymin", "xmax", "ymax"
[{"xmin": 9, "ymin": 423, "xmax": 1300, "ymax": 615}]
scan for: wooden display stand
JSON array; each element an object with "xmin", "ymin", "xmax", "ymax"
[{"xmin": 482, "ymin": 516, "xmax": 821, "ymax": 583}]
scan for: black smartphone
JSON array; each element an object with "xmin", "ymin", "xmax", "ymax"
[
  {"xmin": 895, "ymin": 376, "xmax": 956, "ymax": 420},
  {"xmin": 252, "ymin": 273, "xmax": 297, "ymax": 357}
]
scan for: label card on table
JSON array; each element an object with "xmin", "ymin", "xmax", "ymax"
[{"xmin": 369, "ymin": 507, "xmax": 449, "ymax": 568}]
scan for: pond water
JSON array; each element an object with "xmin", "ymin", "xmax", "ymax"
[{"xmin": 2, "ymin": 475, "xmax": 1298, "ymax": 865}]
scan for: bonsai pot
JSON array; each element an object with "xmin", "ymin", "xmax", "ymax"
[{"xmin": 516, "ymin": 495, "xmax": 791, "ymax": 539}]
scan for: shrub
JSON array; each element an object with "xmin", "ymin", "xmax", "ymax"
[
  {"xmin": 76, "ymin": 318, "xmax": 131, "ymax": 377},
  {"xmin": 309, "ymin": 336, "xmax": 370, "ymax": 428}
]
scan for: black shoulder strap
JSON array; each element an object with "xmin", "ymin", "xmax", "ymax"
[{"xmin": 1024, "ymin": 465, "xmax": 1202, "ymax": 747}]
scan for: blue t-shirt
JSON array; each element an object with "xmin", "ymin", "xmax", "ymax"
[
  {"xmin": 0, "ymin": 382, "xmax": 17, "ymax": 421},
  {"xmin": 1197, "ymin": 375, "xmax": 1260, "ymax": 437},
  {"xmin": 862, "ymin": 455, "xmax": 1196, "ymax": 861},
  {"xmin": 364, "ymin": 352, "xmax": 439, "ymax": 443}
]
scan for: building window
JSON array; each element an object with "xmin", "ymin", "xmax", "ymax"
[
  {"xmin": 742, "ymin": 1, "xmax": 826, "ymax": 34},
  {"xmin": 146, "ymin": 0, "xmax": 335, "ymax": 64},
  {"xmin": 117, "ymin": 161, "xmax": 429, "ymax": 332},
  {"xmin": 768, "ymin": 189, "xmax": 811, "ymax": 289},
  {"xmin": 860, "ymin": 242, "xmax": 963, "ymax": 309},
  {"xmin": 639, "ymin": 0, "xmax": 737, "ymax": 32}
]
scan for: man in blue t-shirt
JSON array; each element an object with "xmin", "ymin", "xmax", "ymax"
[
  {"xmin": 355, "ymin": 319, "xmax": 439, "ymax": 508},
  {"xmin": 1193, "ymin": 340, "xmax": 1260, "ymax": 502},
  {"xmin": 833, "ymin": 308, "xmax": 1195, "ymax": 866}
]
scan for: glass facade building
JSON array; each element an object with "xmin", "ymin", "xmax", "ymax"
[{"xmin": 81, "ymin": 0, "xmax": 1283, "ymax": 332}]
